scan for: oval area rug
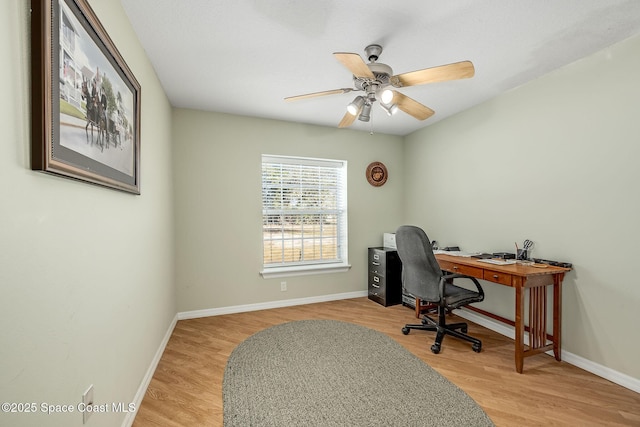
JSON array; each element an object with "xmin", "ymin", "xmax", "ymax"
[{"xmin": 223, "ymin": 319, "xmax": 494, "ymax": 426}]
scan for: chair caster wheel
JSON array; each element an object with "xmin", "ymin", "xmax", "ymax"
[
  {"xmin": 472, "ymin": 343, "xmax": 482, "ymax": 353},
  {"xmin": 421, "ymin": 318, "xmax": 428, "ymax": 325},
  {"xmin": 401, "ymin": 327, "xmax": 410, "ymax": 335},
  {"xmin": 431, "ymin": 344, "xmax": 441, "ymax": 354}
]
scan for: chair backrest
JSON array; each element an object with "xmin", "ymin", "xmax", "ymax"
[{"xmin": 395, "ymin": 225, "xmax": 442, "ymax": 302}]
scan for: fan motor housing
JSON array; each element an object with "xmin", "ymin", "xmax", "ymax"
[
  {"xmin": 354, "ymin": 62, "xmax": 393, "ymax": 90},
  {"xmin": 368, "ymin": 62, "xmax": 393, "ymax": 78}
]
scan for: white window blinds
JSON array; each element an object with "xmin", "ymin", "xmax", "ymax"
[{"xmin": 261, "ymin": 155, "xmax": 348, "ymax": 272}]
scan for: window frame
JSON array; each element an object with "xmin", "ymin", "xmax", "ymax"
[{"xmin": 260, "ymin": 154, "xmax": 350, "ymax": 279}]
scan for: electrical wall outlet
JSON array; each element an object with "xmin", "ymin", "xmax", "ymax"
[
  {"xmin": 280, "ymin": 281, "xmax": 287, "ymax": 291},
  {"xmin": 82, "ymin": 384, "xmax": 94, "ymax": 424}
]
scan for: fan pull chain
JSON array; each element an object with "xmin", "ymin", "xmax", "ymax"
[{"xmin": 369, "ymin": 110, "xmax": 374, "ymax": 135}]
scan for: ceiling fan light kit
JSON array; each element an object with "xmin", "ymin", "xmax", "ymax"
[
  {"xmin": 347, "ymin": 96, "xmax": 365, "ymax": 116},
  {"xmin": 380, "ymin": 88, "xmax": 394, "ymax": 105},
  {"xmin": 380, "ymin": 102, "xmax": 398, "ymax": 117},
  {"xmin": 286, "ymin": 44, "xmax": 475, "ymax": 130},
  {"xmin": 359, "ymin": 103, "xmax": 372, "ymax": 122}
]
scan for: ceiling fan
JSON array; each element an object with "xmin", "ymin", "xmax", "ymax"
[{"xmin": 285, "ymin": 44, "xmax": 475, "ymax": 128}]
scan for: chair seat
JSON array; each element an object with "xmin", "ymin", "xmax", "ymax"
[{"xmin": 443, "ymin": 283, "xmax": 483, "ymax": 307}]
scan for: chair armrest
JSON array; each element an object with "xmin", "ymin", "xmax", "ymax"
[{"xmin": 442, "ymin": 273, "xmax": 485, "ymax": 298}]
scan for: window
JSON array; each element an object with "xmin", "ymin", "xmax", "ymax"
[{"xmin": 261, "ymin": 155, "xmax": 349, "ymax": 278}]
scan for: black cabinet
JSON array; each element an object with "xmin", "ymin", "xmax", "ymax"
[{"xmin": 368, "ymin": 247, "xmax": 402, "ymax": 307}]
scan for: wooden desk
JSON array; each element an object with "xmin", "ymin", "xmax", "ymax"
[{"xmin": 435, "ymin": 253, "xmax": 571, "ymax": 373}]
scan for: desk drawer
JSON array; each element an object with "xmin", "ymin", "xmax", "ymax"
[
  {"xmin": 483, "ymin": 270, "xmax": 513, "ymax": 286},
  {"xmin": 439, "ymin": 260, "xmax": 483, "ymax": 278}
]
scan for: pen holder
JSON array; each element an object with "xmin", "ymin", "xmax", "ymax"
[{"xmin": 516, "ymin": 249, "xmax": 528, "ymax": 260}]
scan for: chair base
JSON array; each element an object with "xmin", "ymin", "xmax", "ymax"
[{"xmin": 401, "ymin": 312, "xmax": 482, "ymax": 354}]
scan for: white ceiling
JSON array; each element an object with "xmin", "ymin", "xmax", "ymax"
[{"xmin": 120, "ymin": 0, "xmax": 640, "ymax": 136}]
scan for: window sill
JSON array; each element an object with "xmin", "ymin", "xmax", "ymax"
[{"xmin": 260, "ymin": 263, "xmax": 351, "ymax": 279}]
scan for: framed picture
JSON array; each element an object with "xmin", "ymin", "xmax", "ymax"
[{"xmin": 31, "ymin": 0, "xmax": 141, "ymax": 194}]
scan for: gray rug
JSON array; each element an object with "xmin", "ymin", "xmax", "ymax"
[{"xmin": 223, "ymin": 319, "xmax": 494, "ymax": 426}]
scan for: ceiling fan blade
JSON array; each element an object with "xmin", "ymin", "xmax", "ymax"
[
  {"xmin": 333, "ymin": 52, "xmax": 375, "ymax": 79},
  {"xmin": 392, "ymin": 61, "xmax": 475, "ymax": 87},
  {"xmin": 338, "ymin": 111, "xmax": 357, "ymax": 128},
  {"xmin": 285, "ymin": 88, "xmax": 354, "ymax": 102},
  {"xmin": 391, "ymin": 91, "xmax": 435, "ymax": 121}
]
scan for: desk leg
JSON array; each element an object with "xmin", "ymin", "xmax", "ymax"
[
  {"xmin": 553, "ymin": 274, "xmax": 564, "ymax": 361},
  {"xmin": 515, "ymin": 285, "xmax": 525, "ymax": 373}
]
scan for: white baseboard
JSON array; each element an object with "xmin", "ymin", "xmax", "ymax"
[
  {"xmin": 456, "ymin": 308, "xmax": 640, "ymax": 394},
  {"xmin": 122, "ymin": 313, "xmax": 178, "ymax": 427},
  {"xmin": 177, "ymin": 290, "xmax": 368, "ymax": 320}
]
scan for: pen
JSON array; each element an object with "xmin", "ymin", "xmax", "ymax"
[{"xmin": 515, "ymin": 242, "xmax": 519, "ymax": 259}]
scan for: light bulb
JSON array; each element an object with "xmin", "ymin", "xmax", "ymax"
[
  {"xmin": 347, "ymin": 96, "xmax": 365, "ymax": 115},
  {"xmin": 380, "ymin": 89, "xmax": 394, "ymax": 105},
  {"xmin": 380, "ymin": 103, "xmax": 398, "ymax": 116}
]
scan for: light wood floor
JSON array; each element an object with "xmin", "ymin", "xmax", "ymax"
[{"xmin": 132, "ymin": 297, "xmax": 640, "ymax": 426}]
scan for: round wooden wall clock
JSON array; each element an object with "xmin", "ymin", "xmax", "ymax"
[{"xmin": 366, "ymin": 162, "xmax": 388, "ymax": 187}]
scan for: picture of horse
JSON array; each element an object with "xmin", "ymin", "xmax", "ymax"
[
  {"xmin": 31, "ymin": 0, "xmax": 140, "ymax": 194},
  {"xmin": 58, "ymin": 0, "xmax": 136, "ymax": 177}
]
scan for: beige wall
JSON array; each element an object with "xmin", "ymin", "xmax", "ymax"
[
  {"xmin": 2, "ymin": 1, "xmax": 638, "ymax": 425},
  {"xmin": 403, "ymin": 34, "xmax": 640, "ymax": 379},
  {"xmin": 172, "ymin": 109, "xmax": 403, "ymax": 311},
  {"xmin": 0, "ymin": 1, "xmax": 175, "ymax": 426}
]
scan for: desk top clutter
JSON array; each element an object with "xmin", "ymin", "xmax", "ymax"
[
  {"xmin": 383, "ymin": 233, "xmax": 572, "ymax": 268},
  {"xmin": 433, "ymin": 239, "xmax": 572, "ymax": 269}
]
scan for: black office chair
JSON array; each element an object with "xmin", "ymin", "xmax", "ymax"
[{"xmin": 396, "ymin": 225, "xmax": 485, "ymax": 354}]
